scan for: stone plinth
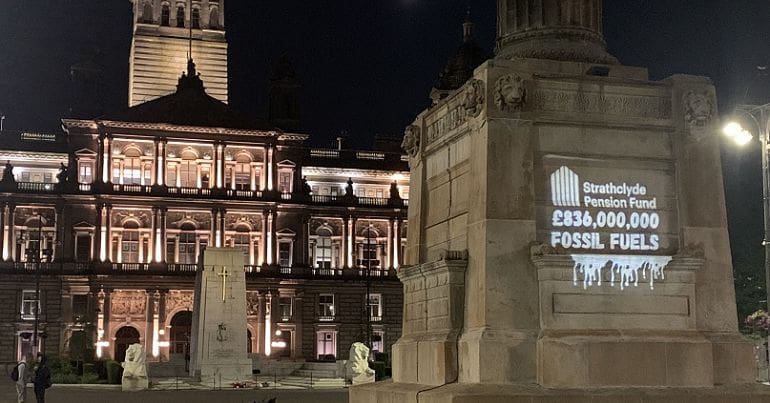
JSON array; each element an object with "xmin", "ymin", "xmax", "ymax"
[
  {"xmin": 189, "ymin": 248, "xmax": 252, "ymax": 386},
  {"xmin": 353, "ymin": 51, "xmax": 755, "ymax": 402}
]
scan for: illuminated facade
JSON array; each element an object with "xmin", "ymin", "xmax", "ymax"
[
  {"xmin": 128, "ymin": 0, "xmax": 228, "ymax": 105},
  {"xmin": 0, "ymin": 69, "xmax": 408, "ymax": 366}
]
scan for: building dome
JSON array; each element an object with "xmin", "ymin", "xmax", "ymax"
[{"xmin": 431, "ymin": 16, "xmax": 489, "ymax": 102}]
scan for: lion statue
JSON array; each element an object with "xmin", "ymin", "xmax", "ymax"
[
  {"xmin": 402, "ymin": 125, "xmax": 421, "ymax": 158},
  {"xmin": 346, "ymin": 342, "xmax": 375, "ymax": 385},
  {"xmin": 121, "ymin": 343, "xmax": 148, "ymax": 391},
  {"xmin": 462, "ymin": 79, "xmax": 485, "ymax": 118}
]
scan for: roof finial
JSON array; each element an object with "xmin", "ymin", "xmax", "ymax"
[
  {"xmin": 463, "ymin": 6, "xmax": 474, "ymax": 43},
  {"xmin": 187, "ymin": 0, "xmax": 193, "ymax": 62}
]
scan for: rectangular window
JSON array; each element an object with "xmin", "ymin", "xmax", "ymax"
[
  {"xmin": 75, "ymin": 235, "xmax": 91, "ymax": 262},
  {"xmin": 279, "ymin": 171, "xmax": 292, "ymax": 193},
  {"xmin": 279, "ymin": 297, "xmax": 292, "ymax": 321},
  {"xmin": 368, "ymin": 294, "xmax": 382, "ymax": 320},
  {"xmin": 331, "ymin": 187, "xmax": 338, "ymax": 196},
  {"xmin": 21, "ymin": 290, "xmax": 39, "ymax": 320},
  {"xmin": 279, "ymin": 241, "xmax": 292, "ymax": 267},
  {"xmin": 316, "ymin": 330, "xmax": 336, "ymax": 360},
  {"xmin": 318, "ymin": 294, "xmax": 334, "ymax": 320},
  {"xmin": 78, "ymin": 162, "xmax": 93, "ymax": 183},
  {"xmin": 376, "ymin": 189, "xmax": 384, "ymax": 198}
]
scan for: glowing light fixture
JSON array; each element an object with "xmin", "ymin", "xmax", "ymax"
[{"xmin": 722, "ymin": 121, "xmax": 754, "ymax": 146}]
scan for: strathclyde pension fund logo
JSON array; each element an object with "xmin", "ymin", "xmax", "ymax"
[{"xmin": 550, "ymin": 166, "xmax": 581, "ymax": 207}]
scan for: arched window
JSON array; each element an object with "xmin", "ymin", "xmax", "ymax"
[
  {"xmin": 209, "ymin": 8, "xmax": 219, "ymax": 29},
  {"xmin": 121, "ymin": 221, "xmax": 141, "ymax": 263},
  {"xmin": 122, "ymin": 147, "xmax": 143, "ymax": 185},
  {"xmin": 176, "ymin": 6, "xmax": 185, "ymax": 28},
  {"xmin": 228, "ymin": 154, "xmax": 252, "ymax": 190},
  {"xmin": 357, "ymin": 227, "xmax": 381, "ymax": 269},
  {"xmin": 178, "ymin": 223, "xmax": 197, "ymax": 264},
  {"xmin": 192, "ymin": 8, "xmax": 200, "ymax": 29},
  {"xmin": 315, "ymin": 227, "xmax": 332, "ymax": 269},
  {"xmin": 161, "ymin": 5, "xmax": 170, "ymax": 26},
  {"xmin": 142, "ymin": 2, "xmax": 153, "ymax": 23}
]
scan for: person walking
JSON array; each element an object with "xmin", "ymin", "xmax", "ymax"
[
  {"xmin": 32, "ymin": 353, "xmax": 51, "ymax": 403},
  {"xmin": 14, "ymin": 353, "xmax": 32, "ymax": 403}
]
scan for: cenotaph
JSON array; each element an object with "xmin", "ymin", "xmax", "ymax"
[
  {"xmin": 189, "ymin": 248, "xmax": 252, "ymax": 385},
  {"xmin": 353, "ymin": 0, "xmax": 770, "ymax": 401}
]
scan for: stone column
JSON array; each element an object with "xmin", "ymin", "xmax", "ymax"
[
  {"xmin": 210, "ymin": 209, "xmax": 217, "ymax": 249},
  {"xmin": 150, "ymin": 207, "xmax": 158, "ymax": 263},
  {"xmin": 394, "ymin": 217, "xmax": 402, "ymax": 269},
  {"xmin": 0, "ymin": 202, "xmax": 6, "ymax": 262},
  {"xmin": 105, "ymin": 136, "xmax": 113, "ymax": 184},
  {"xmin": 341, "ymin": 216, "xmax": 348, "ymax": 268},
  {"xmin": 218, "ymin": 208, "xmax": 226, "ymax": 248},
  {"xmin": 256, "ymin": 292, "xmax": 265, "ymax": 356},
  {"xmin": 159, "ymin": 208, "xmax": 167, "ymax": 263},
  {"xmin": 97, "ymin": 135, "xmax": 105, "ymax": 183},
  {"xmin": 94, "ymin": 204, "xmax": 103, "ymax": 263},
  {"xmin": 349, "ymin": 216, "xmax": 357, "ymax": 268},
  {"xmin": 387, "ymin": 219, "xmax": 394, "ymax": 269},
  {"xmin": 116, "ymin": 233, "xmax": 123, "ymax": 263},
  {"xmin": 260, "ymin": 212, "xmax": 268, "ymax": 266},
  {"xmin": 54, "ymin": 204, "xmax": 63, "ymax": 262},
  {"xmin": 105, "ymin": 205, "xmax": 113, "ymax": 263},
  {"xmin": 8, "ymin": 204, "xmax": 16, "ymax": 262}
]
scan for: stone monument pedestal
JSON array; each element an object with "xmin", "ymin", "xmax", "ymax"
[
  {"xmin": 189, "ymin": 248, "xmax": 253, "ymax": 386},
  {"xmin": 352, "ymin": 2, "xmax": 760, "ymax": 398}
]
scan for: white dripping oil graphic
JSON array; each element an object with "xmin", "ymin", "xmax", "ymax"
[{"xmin": 572, "ymin": 255, "xmax": 672, "ymax": 291}]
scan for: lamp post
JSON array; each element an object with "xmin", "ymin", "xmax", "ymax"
[{"xmin": 29, "ymin": 213, "xmax": 44, "ymax": 355}]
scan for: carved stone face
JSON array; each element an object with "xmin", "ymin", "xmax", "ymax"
[
  {"xmin": 463, "ymin": 79, "xmax": 485, "ymax": 118},
  {"xmin": 495, "ymin": 74, "xmax": 526, "ymax": 112},
  {"xmin": 402, "ymin": 125, "xmax": 421, "ymax": 157},
  {"xmin": 684, "ymin": 91, "xmax": 714, "ymax": 127}
]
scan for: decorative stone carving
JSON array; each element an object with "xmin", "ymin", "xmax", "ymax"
[
  {"xmin": 402, "ymin": 125, "xmax": 421, "ymax": 157},
  {"xmin": 166, "ymin": 292, "xmax": 193, "ymax": 314},
  {"xmin": 462, "ymin": 79, "xmax": 485, "ymax": 118},
  {"xmin": 121, "ymin": 343, "xmax": 149, "ymax": 391},
  {"xmin": 346, "ymin": 342, "xmax": 375, "ymax": 385},
  {"xmin": 530, "ymin": 89, "xmax": 672, "ymax": 119},
  {"xmin": 494, "ymin": 74, "xmax": 526, "ymax": 112},
  {"xmin": 683, "ymin": 91, "xmax": 714, "ymax": 128},
  {"xmin": 111, "ymin": 294, "xmax": 147, "ymax": 316},
  {"xmin": 246, "ymin": 292, "xmax": 260, "ymax": 316}
]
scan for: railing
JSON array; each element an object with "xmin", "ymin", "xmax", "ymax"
[
  {"xmin": 111, "ymin": 263, "xmax": 149, "ymax": 271},
  {"xmin": 280, "ymin": 266, "xmax": 293, "ymax": 274},
  {"xmin": 318, "ymin": 315, "xmax": 335, "ymax": 322},
  {"xmin": 370, "ymin": 316, "xmax": 383, "ymax": 322},
  {"xmin": 14, "ymin": 262, "xmax": 56, "ymax": 272},
  {"xmin": 168, "ymin": 186, "xmax": 212, "ymax": 196},
  {"xmin": 17, "ymin": 182, "xmax": 55, "ymax": 192},
  {"xmin": 78, "ymin": 183, "xmax": 91, "ymax": 192},
  {"xmin": 113, "ymin": 184, "xmax": 152, "ymax": 193},
  {"xmin": 310, "ymin": 149, "xmax": 340, "ymax": 158},
  {"xmin": 358, "ymin": 197, "xmax": 389, "ymax": 206},
  {"xmin": 226, "ymin": 189, "xmax": 262, "ymax": 198},
  {"xmin": 311, "ymin": 194, "xmax": 340, "ymax": 203},
  {"xmin": 167, "ymin": 263, "xmax": 197, "ymax": 272},
  {"xmin": 312, "ymin": 268, "xmax": 342, "ymax": 276},
  {"xmin": 356, "ymin": 151, "xmax": 386, "ymax": 161}
]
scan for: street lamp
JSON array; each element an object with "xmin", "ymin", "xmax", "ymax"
[{"xmin": 723, "ymin": 104, "xmax": 770, "ymax": 316}]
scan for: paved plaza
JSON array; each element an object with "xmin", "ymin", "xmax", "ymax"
[{"xmin": 1, "ymin": 382, "xmax": 348, "ymax": 403}]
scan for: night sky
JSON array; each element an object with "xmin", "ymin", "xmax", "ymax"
[{"xmin": 1, "ymin": 1, "xmax": 770, "ymax": 315}]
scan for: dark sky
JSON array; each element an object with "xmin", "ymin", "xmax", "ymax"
[{"xmin": 1, "ymin": 1, "xmax": 770, "ymax": 306}]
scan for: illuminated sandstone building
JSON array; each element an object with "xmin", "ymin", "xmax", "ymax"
[
  {"xmin": 0, "ymin": 1, "xmax": 409, "ymax": 371},
  {"xmin": 128, "ymin": 0, "xmax": 228, "ymax": 106}
]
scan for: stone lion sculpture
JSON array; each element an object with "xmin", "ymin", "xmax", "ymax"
[
  {"xmin": 347, "ymin": 342, "xmax": 375, "ymax": 385},
  {"xmin": 121, "ymin": 343, "xmax": 148, "ymax": 391},
  {"xmin": 402, "ymin": 125, "xmax": 421, "ymax": 158},
  {"xmin": 494, "ymin": 74, "xmax": 526, "ymax": 112},
  {"xmin": 683, "ymin": 91, "xmax": 714, "ymax": 128},
  {"xmin": 462, "ymin": 79, "xmax": 485, "ymax": 118}
]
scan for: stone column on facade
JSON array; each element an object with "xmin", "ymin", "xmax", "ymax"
[
  {"xmin": 116, "ymin": 233, "xmax": 123, "ymax": 263},
  {"xmin": 387, "ymin": 219, "xmax": 394, "ymax": 270},
  {"xmin": 394, "ymin": 217, "xmax": 402, "ymax": 269},
  {"xmin": 210, "ymin": 209, "xmax": 217, "ymax": 249},
  {"xmin": 94, "ymin": 203, "xmax": 103, "ymax": 262},
  {"xmin": 212, "ymin": 142, "xmax": 221, "ymax": 188},
  {"xmin": 267, "ymin": 145, "xmax": 274, "ymax": 191},
  {"xmin": 349, "ymin": 216, "xmax": 357, "ymax": 268},
  {"xmin": 296, "ymin": 214, "xmax": 309, "ymax": 267},
  {"xmin": 149, "ymin": 290, "xmax": 160, "ymax": 360},
  {"xmin": 53, "ymin": 203, "xmax": 63, "ymax": 262},
  {"xmin": 150, "ymin": 207, "xmax": 158, "ymax": 263},
  {"xmin": 153, "ymin": 138, "xmax": 160, "ymax": 186},
  {"xmin": 0, "ymin": 202, "xmax": 6, "ymax": 262},
  {"xmin": 97, "ymin": 135, "xmax": 105, "ymax": 184},
  {"xmin": 218, "ymin": 208, "xmax": 226, "ymax": 249},
  {"xmin": 105, "ymin": 205, "xmax": 113, "ymax": 263},
  {"xmin": 157, "ymin": 290, "xmax": 167, "ymax": 360},
  {"xmin": 105, "ymin": 136, "xmax": 113, "ymax": 184},
  {"xmin": 269, "ymin": 210, "xmax": 277, "ymax": 266},
  {"xmin": 259, "ymin": 212, "xmax": 267, "ymax": 266},
  {"xmin": 7, "ymin": 204, "xmax": 15, "ymax": 262},
  {"xmin": 250, "ymin": 164, "xmax": 257, "ymax": 191},
  {"xmin": 159, "ymin": 208, "xmax": 168, "ymax": 264},
  {"xmin": 218, "ymin": 143, "xmax": 227, "ymax": 189},
  {"xmin": 261, "ymin": 146, "xmax": 268, "ymax": 191},
  {"xmin": 341, "ymin": 216, "xmax": 348, "ymax": 269}
]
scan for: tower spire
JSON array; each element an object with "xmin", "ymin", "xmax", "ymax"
[
  {"xmin": 188, "ymin": 0, "xmax": 193, "ymax": 61},
  {"xmin": 463, "ymin": 6, "xmax": 474, "ymax": 43}
]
